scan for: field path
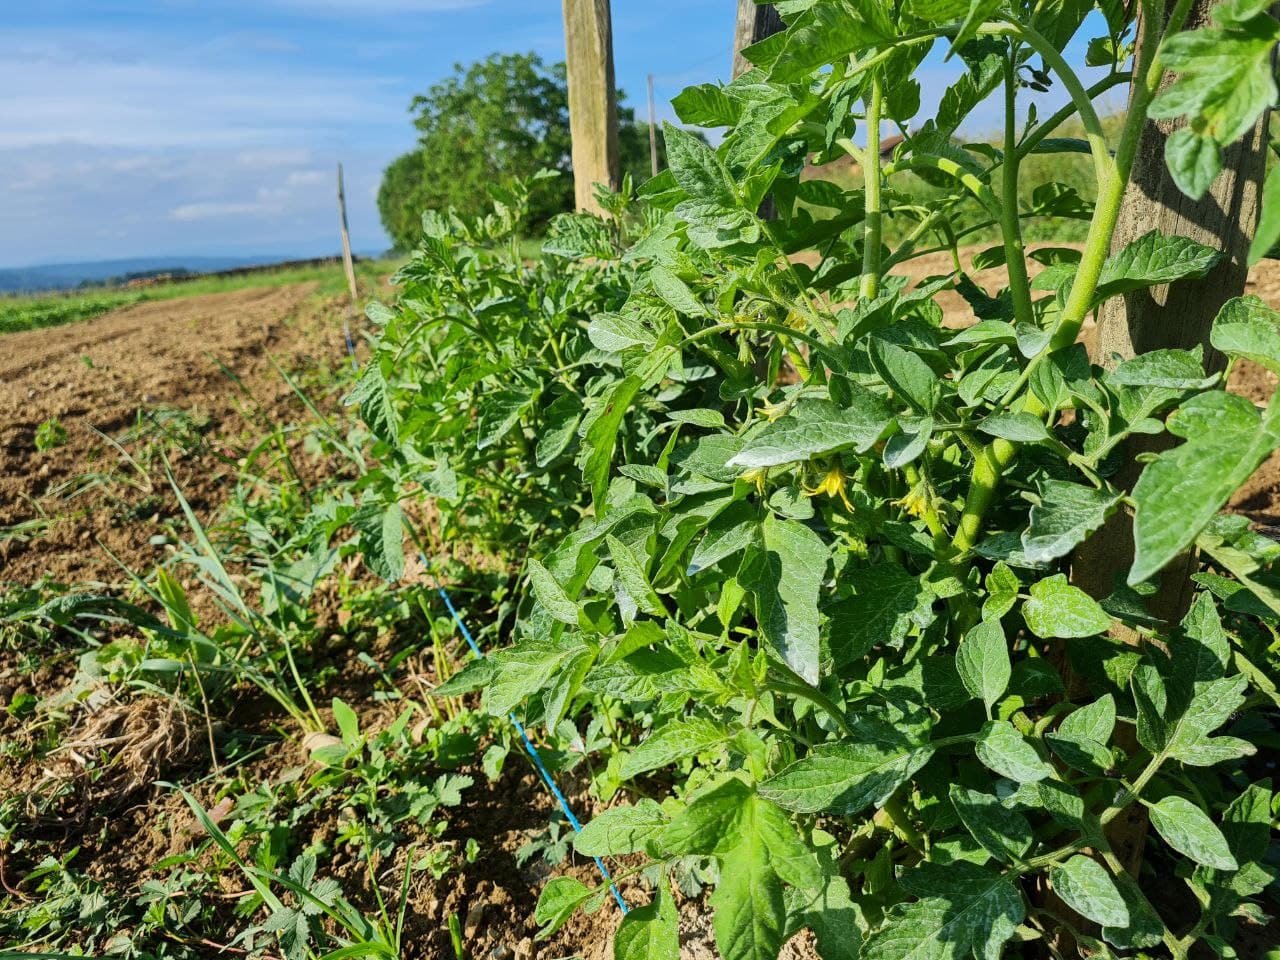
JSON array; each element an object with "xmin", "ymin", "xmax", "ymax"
[{"xmin": 0, "ymin": 282, "xmax": 344, "ymax": 585}]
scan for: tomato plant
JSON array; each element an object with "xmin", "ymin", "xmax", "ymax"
[{"xmin": 354, "ymin": 1, "xmax": 1280, "ymax": 957}]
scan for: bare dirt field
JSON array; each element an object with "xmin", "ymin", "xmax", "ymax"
[{"xmin": 0, "ymin": 282, "xmax": 349, "ymax": 587}]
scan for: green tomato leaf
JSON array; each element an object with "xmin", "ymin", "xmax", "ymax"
[
  {"xmin": 949, "ymin": 785, "xmax": 1034, "ymax": 864},
  {"xmin": 614, "ymin": 880, "xmax": 680, "ymax": 960},
  {"xmin": 1210, "ymin": 295, "xmax": 1280, "ymax": 374},
  {"xmin": 727, "ymin": 394, "xmax": 893, "ymax": 469},
  {"xmin": 760, "ymin": 720, "xmax": 935, "ymax": 815},
  {"xmin": 1148, "ymin": 795, "xmax": 1238, "ymax": 871},
  {"xmin": 580, "ymin": 375, "xmax": 642, "ymax": 513},
  {"xmin": 477, "ymin": 386, "xmax": 536, "ymax": 451},
  {"xmin": 352, "ymin": 500, "xmax": 405, "ymax": 583},
  {"xmin": 982, "ymin": 562, "xmax": 1020, "ymax": 621},
  {"xmin": 974, "ymin": 719, "xmax": 1053, "ymax": 783},
  {"xmin": 1022, "ymin": 574, "xmax": 1111, "ymax": 638},
  {"xmin": 977, "ymin": 411, "xmax": 1051, "ymax": 443},
  {"xmin": 768, "ymin": 0, "xmax": 894, "ymax": 82},
  {"xmin": 573, "ymin": 800, "xmax": 668, "ymax": 857},
  {"xmin": 1092, "ymin": 231, "xmax": 1221, "ymax": 306},
  {"xmin": 345, "ymin": 359, "xmax": 398, "ymax": 445},
  {"xmin": 1022, "ymin": 479, "xmax": 1122, "ymax": 565},
  {"xmin": 956, "ymin": 619, "xmax": 1011, "ymax": 711},
  {"xmin": 866, "ymin": 861, "xmax": 1024, "ymax": 960},
  {"xmin": 711, "ymin": 823, "xmax": 786, "ymax": 960},
  {"xmin": 1131, "ymin": 390, "xmax": 1280, "ymax": 584},
  {"xmin": 663, "ymin": 123, "xmax": 737, "ymax": 205},
  {"xmin": 1248, "ymin": 162, "xmax": 1280, "ymax": 265},
  {"xmin": 740, "ymin": 513, "xmax": 828, "ymax": 685},
  {"xmin": 621, "ymin": 717, "xmax": 732, "ymax": 779},
  {"xmin": 606, "ymin": 534, "xmax": 667, "ymax": 618},
  {"xmin": 526, "ymin": 558, "xmax": 578, "ymax": 625},
  {"xmin": 534, "ymin": 875, "xmax": 595, "ymax": 939},
  {"xmin": 1049, "ymin": 856, "xmax": 1130, "ymax": 928}
]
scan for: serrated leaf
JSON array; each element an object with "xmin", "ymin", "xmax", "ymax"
[
  {"xmin": 870, "ymin": 338, "xmax": 938, "ymax": 413},
  {"xmin": 526, "ymin": 558, "xmax": 578, "ymax": 625},
  {"xmin": 346, "ymin": 360, "xmax": 398, "ymax": 445},
  {"xmin": 1022, "ymin": 479, "xmax": 1121, "ymax": 564},
  {"xmin": 956, "ymin": 619, "xmax": 1010, "ymax": 711},
  {"xmin": 621, "ymin": 717, "xmax": 731, "ymax": 779},
  {"xmin": 485, "ymin": 635, "xmax": 584, "ymax": 717},
  {"xmin": 1022, "ymin": 574, "xmax": 1110, "ymax": 638},
  {"xmin": 589, "ymin": 312, "xmax": 657, "ymax": 352},
  {"xmin": 974, "ymin": 719, "xmax": 1052, "ymax": 782},
  {"xmin": 649, "ymin": 265, "xmax": 707, "ymax": 318},
  {"xmin": 760, "ymin": 722, "xmax": 935, "ymax": 815},
  {"xmin": 1050, "ymin": 856, "xmax": 1129, "ymax": 927},
  {"xmin": 663, "ymin": 123, "xmax": 736, "ymax": 205},
  {"xmin": 977, "ymin": 411, "xmax": 1050, "ymax": 442},
  {"xmin": 574, "ymin": 800, "xmax": 668, "ymax": 857},
  {"xmin": 581, "ymin": 375, "xmax": 642, "ymax": 512},
  {"xmin": 768, "ymin": 0, "xmax": 894, "ymax": 82},
  {"xmin": 1149, "ymin": 795, "xmax": 1238, "ymax": 870},
  {"xmin": 660, "ymin": 777, "xmax": 752, "ymax": 855},
  {"xmin": 534, "ymin": 876, "xmax": 594, "ymax": 939},
  {"xmin": 727, "ymin": 394, "xmax": 893, "ymax": 469},
  {"xmin": 536, "ymin": 393, "xmax": 583, "ymax": 467},
  {"xmin": 1092, "ymin": 231, "xmax": 1221, "ymax": 306},
  {"xmin": 982, "ymin": 562, "xmax": 1019, "ymax": 621},
  {"xmin": 615, "ymin": 881, "xmax": 680, "ymax": 960},
  {"xmin": 1210, "ymin": 295, "xmax": 1280, "ymax": 374},
  {"xmin": 353, "ymin": 501, "xmax": 405, "ymax": 583},
  {"xmin": 688, "ymin": 501, "xmax": 757, "ymax": 575},
  {"xmin": 740, "ymin": 514, "xmax": 827, "ymax": 685},
  {"xmin": 950, "ymin": 786, "xmax": 1033, "ymax": 864},
  {"xmin": 1058, "ymin": 694, "xmax": 1116, "ymax": 743},
  {"xmin": 607, "ymin": 534, "xmax": 666, "ymax": 618},
  {"xmin": 1131, "ymin": 390, "xmax": 1280, "ymax": 584},
  {"xmin": 830, "ymin": 565, "xmax": 935, "ymax": 664},
  {"xmin": 477, "ymin": 387, "xmax": 535, "ymax": 451},
  {"xmin": 711, "ymin": 821, "xmax": 786, "ymax": 960},
  {"xmin": 865, "ymin": 862, "xmax": 1024, "ymax": 960}
]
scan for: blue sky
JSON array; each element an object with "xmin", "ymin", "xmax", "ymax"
[{"xmin": 1, "ymin": 1, "xmax": 1119, "ymax": 268}]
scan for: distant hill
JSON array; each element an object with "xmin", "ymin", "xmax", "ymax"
[{"xmin": 0, "ymin": 255, "xmax": 290, "ymax": 294}]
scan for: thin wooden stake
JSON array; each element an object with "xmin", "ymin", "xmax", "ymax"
[
  {"xmin": 647, "ymin": 73, "xmax": 659, "ymax": 177},
  {"xmin": 733, "ymin": 1, "xmax": 784, "ymax": 79},
  {"xmin": 336, "ymin": 163, "xmax": 359, "ymax": 366},
  {"xmin": 336, "ymin": 163, "xmax": 359, "ymax": 305},
  {"xmin": 562, "ymin": 0, "xmax": 620, "ymax": 213}
]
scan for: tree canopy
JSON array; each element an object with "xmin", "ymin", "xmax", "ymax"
[{"xmin": 377, "ymin": 52, "xmax": 663, "ymax": 251}]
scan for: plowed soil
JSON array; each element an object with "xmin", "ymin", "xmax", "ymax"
[{"xmin": 0, "ymin": 282, "xmax": 349, "ymax": 586}]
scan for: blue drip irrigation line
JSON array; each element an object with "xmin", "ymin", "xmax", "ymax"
[
  {"xmin": 344, "ymin": 328, "xmax": 625, "ymax": 910},
  {"xmin": 425, "ymin": 556, "xmax": 629, "ymax": 913}
]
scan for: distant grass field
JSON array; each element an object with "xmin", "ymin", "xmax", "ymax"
[{"xmin": 0, "ymin": 257, "xmax": 402, "ymax": 335}]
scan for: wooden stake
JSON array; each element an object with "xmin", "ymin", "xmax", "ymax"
[
  {"xmin": 562, "ymin": 0, "xmax": 620, "ymax": 213},
  {"xmin": 647, "ymin": 73, "xmax": 659, "ymax": 177},
  {"xmin": 733, "ymin": 1, "xmax": 785, "ymax": 79},
  {"xmin": 336, "ymin": 163, "xmax": 359, "ymax": 306}
]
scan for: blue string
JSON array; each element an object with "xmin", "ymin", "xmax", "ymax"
[
  {"xmin": 345, "ymin": 326, "xmax": 626, "ymax": 911},
  {"xmin": 426, "ymin": 557, "xmax": 629, "ymax": 913}
]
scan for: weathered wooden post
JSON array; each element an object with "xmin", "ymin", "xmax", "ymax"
[
  {"xmin": 733, "ymin": 1, "xmax": 785, "ymax": 78},
  {"xmin": 562, "ymin": 0, "xmax": 620, "ymax": 214},
  {"xmin": 733, "ymin": 2, "xmax": 786, "ymax": 222},
  {"xmin": 1066, "ymin": 0, "xmax": 1270, "ymax": 889},
  {"xmin": 336, "ymin": 162, "xmax": 360, "ymax": 365}
]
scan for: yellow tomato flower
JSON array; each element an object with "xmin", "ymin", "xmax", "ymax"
[
  {"xmin": 894, "ymin": 479, "xmax": 933, "ymax": 520},
  {"xmin": 804, "ymin": 463, "xmax": 854, "ymax": 511}
]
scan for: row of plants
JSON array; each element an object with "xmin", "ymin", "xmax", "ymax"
[
  {"xmin": 345, "ymin": 0, "xmax": 1280, "ymax": 958},
  {"xmin": 5, "ymin": 0, "xmax": 1280, "ymax": 957}
]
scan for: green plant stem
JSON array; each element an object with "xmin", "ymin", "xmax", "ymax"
[
  {"xmin": 993, "ymin": 19, "xmax": 1113, "ymax": 185},
  {"xmin": 953, "ymin": 0, "xmax": 1194, "ymax": 553},
  {"xmin": 1000, "ymin": 51, "xmax": 1035, "ymax": 330},
  {"xmin": 1049, "ymin": 0, "xmax": 1194, "ymax": 352},
  {"xmin": 860, "ymin": 73, "xmax": 884, "ymax": 300}
]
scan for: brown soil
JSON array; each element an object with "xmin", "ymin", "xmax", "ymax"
[{"xmin": 0, "ymin": 283, "xmax": 350, "ymax": 587}]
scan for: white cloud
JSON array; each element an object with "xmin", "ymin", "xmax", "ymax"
[
  {"xmin": 170, "ymin": 200, "xmax": 280, "ymax": 221},
  {"xmin": 268, "ymin": 0, "xmax": 489, "ymax": 11}
]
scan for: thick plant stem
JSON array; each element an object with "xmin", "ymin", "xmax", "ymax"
[
  {"xmin": 1050, "ymin": 0, "xmax": 1194, "ymax": 350},
  {"xmin": 952, "ymin": 0, "xmax": 1194, "ymax": 554},
  {"xmin": 1000, "ymin": 52, "xmax": 1034, "ymax": 329},
  {"xmin": 860, "ymin": 73, "xmax": 883, "ymax": 300}
]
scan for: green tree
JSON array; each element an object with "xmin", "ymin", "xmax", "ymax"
[{"xmin": 378, "ymin": 52, "xmax": 665, "ymax": 251}]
